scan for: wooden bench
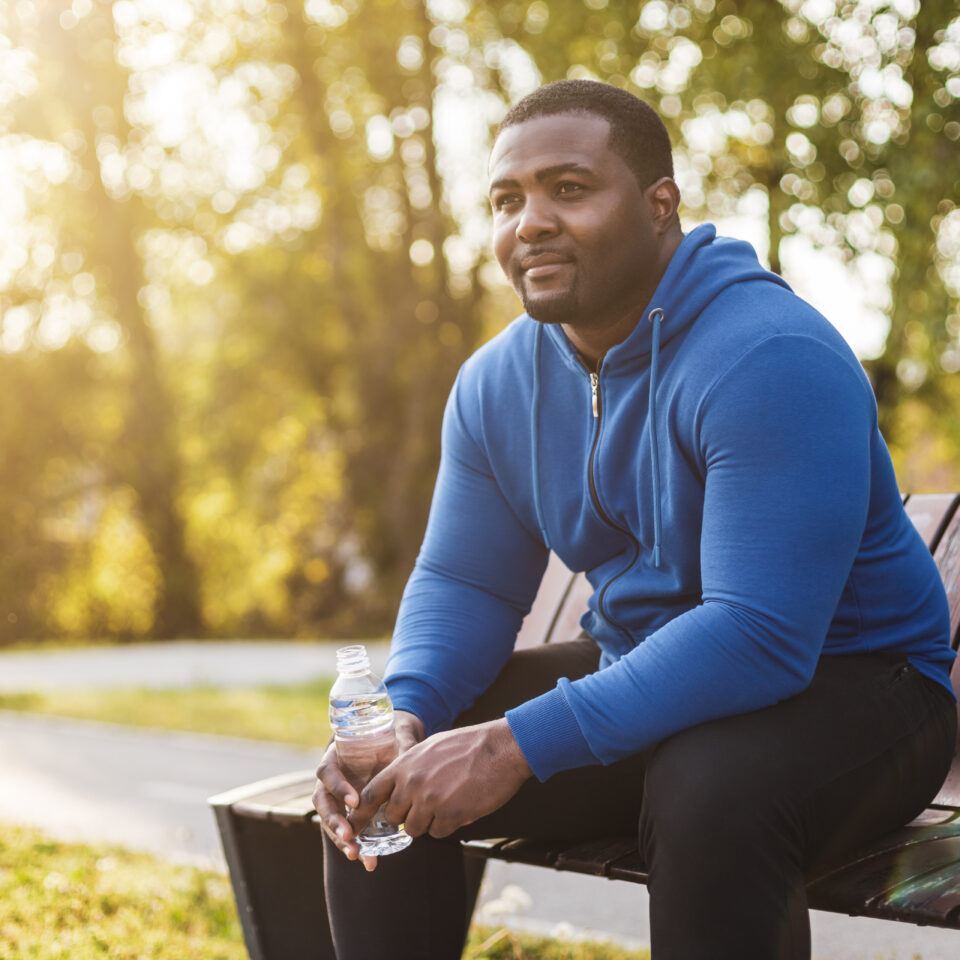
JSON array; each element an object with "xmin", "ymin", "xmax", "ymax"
[{"xmin": 209, "ymin": 493, "xmax": 960, "ymax": 959}]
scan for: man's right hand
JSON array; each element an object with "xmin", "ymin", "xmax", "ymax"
[{"xmin": 312, "ymin": 710, "xmax": 425, "ymax": 871}]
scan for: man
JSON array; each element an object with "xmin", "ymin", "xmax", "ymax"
[{"xmin": 313, "ymin": 81, "xmax": 956, "ymax": 959}]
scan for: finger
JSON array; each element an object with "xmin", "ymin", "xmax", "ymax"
[
  {"xmin": 361, "ymin": 855, "xmax": 378, "ymax": 872},
  {"xmin": 352, "ymin": 771, "xmax": 396, "ymax": 833},
  {"xmin": 312, "ymin": 778, "xmax": 348, "ymax": 818},
  {"xmin": 382, "ymin": 792, "xmax": 416, "ymax": 836},
  {"xmin": 312, "ymin": 782, "xmax": 361, "ymax": 860},
  {"xmin": 316, "ymin": 760, "xmax": 359, "ymax": 811},
  {"xmin": 400, "ymin": 801, "xmax": 434, "ymax": 839},
  {"xmin": 323, "ymin": 823, "xmax": 362, "ymax": 861},
  {"xmin": 428, "ymin": 813, "xmax": 460, "ymax": 839},
  {"xmin": 318, "ymin": 815, "xmax": 361, "ymax": 861}
]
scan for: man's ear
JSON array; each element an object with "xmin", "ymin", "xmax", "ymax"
[{"xmin": 644, "ymin": 177, "xmax": 681, "ymax": 234}]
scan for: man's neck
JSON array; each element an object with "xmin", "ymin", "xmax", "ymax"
[
  {"xmin": 563, "ymin": 227, "xmax": 683, "ymax": 363},
  {"xmin": 561, "ymin": 309, "xmax": 644, "ymax": 365}
]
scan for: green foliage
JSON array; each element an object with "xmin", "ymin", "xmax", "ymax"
[{"xmin": 0, "ymin": 0, "xmax": 957, "ymax": 643}]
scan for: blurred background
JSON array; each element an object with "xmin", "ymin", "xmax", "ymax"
[{"xmin": 0, "ymin": 0, "xmax": 957, "ymax": 646}]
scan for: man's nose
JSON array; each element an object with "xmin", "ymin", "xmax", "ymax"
[{"xmin": 516, "ymin": 197, "xmax": 559, "ymax": 243}]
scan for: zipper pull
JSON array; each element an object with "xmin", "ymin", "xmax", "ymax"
[{"xmin": 589, "ymin": 372, "xmax": 599, "ymax": 418}]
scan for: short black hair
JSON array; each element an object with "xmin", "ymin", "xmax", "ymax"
[{"xmin": 496, "ymin": 80, "xmax": 674, "ymax": 189}]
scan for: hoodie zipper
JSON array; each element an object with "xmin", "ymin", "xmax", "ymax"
[{"xmin": 584, "ymin": 360, "xmax": 641, "ymax": 642}]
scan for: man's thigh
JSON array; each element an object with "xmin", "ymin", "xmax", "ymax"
[
  {"xmin": 451, "ymin": 637, "xmax": 648, "ymax": 843},
  {"xmin": 453, "ymin": 636, "xmax": 601, "ymax": 725},
  {"xmin": 642, "ymin": 652, "xmax": 957, "ymax": 870}
]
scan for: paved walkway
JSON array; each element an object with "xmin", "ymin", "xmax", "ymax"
[{"xmin": 0, "ymin": 640, "xmax": 389, "ymax": 692}]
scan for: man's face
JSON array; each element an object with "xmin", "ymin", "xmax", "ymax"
[{"xmin": 489, "ymin": 112, "xmax": 660, "ymax": 330}]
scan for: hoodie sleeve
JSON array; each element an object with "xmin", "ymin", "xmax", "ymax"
[
  {"xmin": 505, "ymin": 335, "xmax": 876, "ymax": 780},
  {"xmin": 384, "ymin": 369, "xmax": 550, "ymax": 735}
]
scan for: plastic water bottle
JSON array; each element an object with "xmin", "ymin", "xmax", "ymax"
[{"xmin": 329, "ymin": 644, "xmax": 412, "ymax": 857}]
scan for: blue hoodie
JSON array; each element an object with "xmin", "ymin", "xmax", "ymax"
[{"xmin": 384, "ymin": 224, "xmax": 955, "ymax": 782}]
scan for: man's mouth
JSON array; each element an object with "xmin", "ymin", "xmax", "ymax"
[{"xmin": 520, "ymin": 252, "xmax": 573, "ymax": 280}]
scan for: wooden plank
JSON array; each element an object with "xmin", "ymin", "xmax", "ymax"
[
  {"xmin": 554, "ymin": 838, "xmax": 638, "ymax": 877},
  {"xmin": 934, "ymin": 506, "xmax": 960, "ymax": 651},
  {"xmin": 806, "ymin": 813, "xmax": 960, "ymax": 885},
  {"xmin": 514, "ymin": 553, "xmax": 579, "ymax": 649},
  {"xmin": 494, "ymin": 838, "xmax": 564, "ymax": 867},
  {"xmin": 266, "ymin": 793, "xmax": 318, "ymax": 825},
  {"xmin": 545, "ymin": 573, "xmax": 593, "ymax": 645},
  {"xmin": 807, "ymin": 835, "xmax": 960, "ymax": 928},
  {"xmin": 878, "ymin": 861, "xmax": 960, "ymax": 926},
  {"xmin": 904, "ymin": 493, "xmax": 960, "ymax": 551},
  {"xmin": 931, "ymin": 506, "xmax": 960, "ymax": 809},
  {"xmin": 606, "ymin": 849, "xmax": 649, "ymax": 884},
  {"xmin": 461, "ymin": 838, "xmax": 511, "ymax": 856},
  {"xmin": 211, "ymin": 770, "xmax": 316, "ymax": 821}
]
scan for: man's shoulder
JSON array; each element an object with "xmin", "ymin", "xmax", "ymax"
[
  {"xmin": 689, "ymin": 280, "xmax": 860, "ymax": 368},
  {"xmin": 459, "ymin": 314, "xmax": 537, "ymax": 385}
]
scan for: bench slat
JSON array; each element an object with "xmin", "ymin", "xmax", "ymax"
[
  {"xmin": 933, "ymin": 503, "xmax": 960, "ymax": 650},
  {"xmin": 554, "ymin": 837, "xmax": 639, "ymax": 877},
  {"xmin": 904, "ymin": 493, "xmax": 960, "ymax": 551},
  {"xmin": 606, "ymin": 850, "xmax": 648, "ymax": 884},
  {"xmin": 806, "ymin": 834, "xmax": 960, "ymax": 927},
  {"xmin": 514, "ymin": 554, "xmax": 579, "ymax": 650},
  {"xmin": 495, "ymin": 838, "xmax": 565, "ymax": 867}
]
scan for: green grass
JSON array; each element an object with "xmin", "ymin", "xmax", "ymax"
[
  {"xmin": 0, "ymin": 681, "xmax": 333, "ymax": 748},
  {"xmin": 0, "ymin": 823, "xmax": 245, "ymax": 959},
  {"xmin": 0, "ymin": 823, "xmax": 648, "ymax": 960},
  {"xmin": 465, "ymin": 927, "xmax": 649, "ymax": 959}
]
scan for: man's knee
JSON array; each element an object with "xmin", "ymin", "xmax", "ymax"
[{"xmin": 640, "ymin": 722, "xmax": 799, "ymax": 861}]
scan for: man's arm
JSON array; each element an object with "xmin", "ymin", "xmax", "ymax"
[
  {"xmin": 334, "ymin": 366, "xmax": 548, "ymax": 851},
  {"xmin": 383, "ymin": 367, "xmax": 550, "ymax": 735}
]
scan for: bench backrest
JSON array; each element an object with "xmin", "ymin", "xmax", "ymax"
[{"xmin": 515, "ymin": 493, "xmax": 960, "ymax": 809}]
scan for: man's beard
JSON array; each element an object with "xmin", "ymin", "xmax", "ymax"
[{"xmin": 519, "ymin": 278, "xmax": 580, "ymax": 326}]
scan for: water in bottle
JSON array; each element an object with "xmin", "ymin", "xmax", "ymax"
[{"xmin": 329, "ymin": 644, "xmax": 412, "ymax": 856}]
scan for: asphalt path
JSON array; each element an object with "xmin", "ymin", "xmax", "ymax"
[{"xmin": 1, "ymin": 644, "xmax": 959, "ymax": 957}]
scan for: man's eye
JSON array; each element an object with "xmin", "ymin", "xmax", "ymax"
[
  {"xmin": 557, "ymin": 182, "xmax": 583, "ymax": 196},
  {"xmin": 493, "ymin": 194, "xmax": 520, "ymax": 210}
]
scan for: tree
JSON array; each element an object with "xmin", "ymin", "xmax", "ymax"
[{"xmin": 4, "ymin": 2, "xmax": 202, "ymax": 638}]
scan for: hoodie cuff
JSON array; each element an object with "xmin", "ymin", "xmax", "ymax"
[
  {"xmin": 385, "ymin": 676, "xmax": 451, "ymax": 736},
  {"xmin": 505, "ymin": 682, "xmax": 599, "ymax": 782}
]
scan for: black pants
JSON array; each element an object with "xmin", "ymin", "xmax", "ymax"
[{"xmin": 323, "ymin": 639, "xmax": 956, "ymax": 960}]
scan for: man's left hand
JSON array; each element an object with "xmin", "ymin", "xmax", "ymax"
[{"xmin": 350, "ymin": 718, "xmax": 532, "ymax": 839}]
